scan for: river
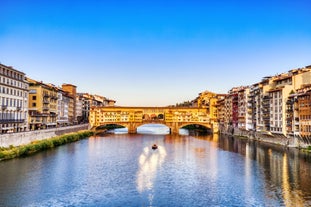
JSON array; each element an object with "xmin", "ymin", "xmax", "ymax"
[{"xmin": 0, "ymin": 126, "xmax": 311, "ymax": 206}]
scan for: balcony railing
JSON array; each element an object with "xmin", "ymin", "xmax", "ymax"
[
  {"xmin": 43, "ymin": 106, "xmax": 49, "ymax": 111},
  {"xmin": 0, "ymin": 119, "xmax": 25, "ymax": 123}
]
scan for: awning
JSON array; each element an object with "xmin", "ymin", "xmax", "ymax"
[{"xmin": 1, "ymin": 127, "xmax": 14, "ymax": 130}]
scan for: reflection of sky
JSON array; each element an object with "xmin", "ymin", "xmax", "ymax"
[
  {"xmin": 112, "ymin": 128, "xmax": 128, "ymax": 134},
  {"xmin": 113, "ymin": 124, "xmax": 189, "ymax": 135}
]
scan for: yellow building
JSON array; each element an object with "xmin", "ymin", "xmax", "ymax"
[
  {"xmin": 193, "ymin": 90, "xmax": 218, "ymax": 121},
  {"xmin": 27, "ymin": 78, "xmax": 58, "ymax": 130}
]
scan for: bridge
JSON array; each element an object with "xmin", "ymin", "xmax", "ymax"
[{"xmin": 89, "ymin": 106, "xmax": 218, "ymax": 134}]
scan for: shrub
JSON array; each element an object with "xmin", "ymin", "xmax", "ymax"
[{"xmin": 0, "ymin": 130, "xmax": 94, "ymax": 161}]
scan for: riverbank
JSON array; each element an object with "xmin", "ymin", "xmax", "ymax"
[
  {"xmin": 0, "ymin": 130, "xmax": 94, "ymax": 161},
  {"xmin": 0, "ymin": 124, "xmax": 89, "ymax": 148},
  {"xmin": 221, "ymin": 127, "xmax": 311, "ymax": 150}
]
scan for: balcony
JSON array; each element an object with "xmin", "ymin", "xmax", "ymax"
[
  {"xmin": 0, "ymin": 119, "xmax": 25, "ymax": 123},
  {"xmin": 43, "ymin": 106, "xmax": 49, "ymax": 111},
  {"xmin": 16, "ymin": 106, "xmax": 22, "ymax": 111},
  {"xmin": 1, "ymin": 105, "xmax": 7, "ymax": 110}
]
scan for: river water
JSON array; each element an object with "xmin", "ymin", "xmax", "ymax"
[{"xmin": 0, "ymin": 126, "xmax": 311, "ymax": 207}]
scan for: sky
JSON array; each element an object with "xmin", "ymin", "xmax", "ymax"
[{"xmin": 1, "ymin": 0, "xmax": 311, "ymax": 106}]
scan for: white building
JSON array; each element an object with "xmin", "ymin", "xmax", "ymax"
[
  {"xmin": 0, "ymin": 64, "xmax": 29, "ymax": 133},
  {"xmin": 57, "ymin": 89, "xmax": 70, "ymax": 126}
]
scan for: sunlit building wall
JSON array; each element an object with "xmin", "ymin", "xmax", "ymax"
[
  {"xmin": 193, "ymin": 90, "xmax": 218, "ymax": 122},
  {"xmin": 76, "ymin": 96, "xmax": 83, "ymax": 123},
  {"xmin": 237, "ymin": 86, "xmax": 251, "ymax": 130},
  {"xmin": 62, "ymin": 83, "xmax": 77, "ymax": 124},
  {"xmin": 57, "ymin": 88, "xmax": 70, "ymax": 126},
  {"xmin": 0, "ymin": 64, "xmax": 28, "ymax": 133},
  {"xmin": 27, "ymin": 78, "xmax": 58, "ymax": 130}
]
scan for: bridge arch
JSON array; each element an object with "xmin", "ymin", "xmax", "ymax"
[
  {"xmin": 178, "ymin": 123, "xmax": 213, "ymax": 131},
  {"xmin": 95, "ymin": 123, "xmax": 128, "ymax": 130}
]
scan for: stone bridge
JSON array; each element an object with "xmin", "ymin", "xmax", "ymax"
[{"xmin": 89, "ymin": 106, "xmax": 218, "ymax": 134}]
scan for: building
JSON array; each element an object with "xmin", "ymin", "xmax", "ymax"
[
  {"xmin": 237, "ymin": 86, "xmax": 251, "ymax": 130},
  {"xmin": 77, "ymin": 93, "xmax": 91, "ymax": 123},
  {"xmin": 224, "ymin": 87, "xmax": 242, "ymax": 129},
  {"xmin": 247, "ymin": 76, "xmax": 272, "ymax": 133},
  {"xmin": 215, "ymin": 94, "xmax": 226, "ymax": 131},
  {"xmin": 76, "ymin": 96, "xmax": 83, "ymax": 124},
  {"xmin": 57, "ymin": 88, "xmax": 70, "ymax": 126},
  {"xmin": 77, "ymin": 93, "xmax": 116, "ymax": 123},
  {"xmin": 297, "ymin": 88, "xmax": 311, "ymax": 138},
  {"xmin": 27, "ymin": 78, "xmax": 58, "ymax": 130},
  {"xmin": 192, "ymin": 90, "xmax": 218, "ymax": 121},
  {"xmin": 287, "ymin": 84, "xmax": 311, "ymax": 140},
  {"xmin": 0, "ymin": 64, "xmax": 29, "ymax": 133},
  {"xmin": 62, "ymin": 84, "xmax": 77, "ymax": 124}
]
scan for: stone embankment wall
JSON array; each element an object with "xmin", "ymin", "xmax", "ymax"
[
  {"xmin": 0, "ymin": 124, "xmax": 89, "ymax": 148},
  {"xmin": 221, "ymin": 127, "xmax": 310, "ymax": 148}
]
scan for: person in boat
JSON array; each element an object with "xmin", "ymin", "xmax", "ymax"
[{"xmin": 152, "ymin": 144, "xmax": 158, "ymax": 149}]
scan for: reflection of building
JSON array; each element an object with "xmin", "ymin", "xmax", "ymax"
[
  {"xmin": 27, "ymin": 78, "xmax": 58, "ymax": 130},
  {"xmin": 0, "ymin": 64, "xmax": 29, "ymax": 133}
]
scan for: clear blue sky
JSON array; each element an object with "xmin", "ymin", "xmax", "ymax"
[{"xmin": 1, "ymin": 0, "xmax": 311, "ymax": 106}]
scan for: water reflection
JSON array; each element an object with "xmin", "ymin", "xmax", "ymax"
[
  {"xmin": 214, "ymin": 135, "xmax": 311, "ymax": 206},
  {"xmin": 136, "ymin": 144, "xmax": 167, "ymax": 205},
  {"xmin": 1, "ymin": 131, "xmax": 311, "ymax": 206}
]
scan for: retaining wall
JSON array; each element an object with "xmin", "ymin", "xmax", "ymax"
[
  {"xmin": 0, "ymin": 124, "xmax": 89, "ymax": 148},
  {"xmin": 221, "ymin": 127, "xmax": 310, "ymax": 148}
]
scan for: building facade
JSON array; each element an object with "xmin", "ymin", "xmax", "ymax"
[
  {"xmin": 0, "ymin": 64, "xmax": 29, "ymax": 133},
  {"xmin": 57, "ymin": 88, "xmax": 70, "ymax": 126},
  {"xmin": 27, "ymin": 78, "xmax": 58, "ymax": 130},
  {"xmin": 62, "ymin": 84, "xmax": 77, "ymax": 124}
]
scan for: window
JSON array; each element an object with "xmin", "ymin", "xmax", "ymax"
[
  {"xmin": 32, "ymin": 103, "xmax": 36, "ymax": 107},
  {"xmin": 32, "ymin": 96, "xmax": 37, "ymax": 100}
]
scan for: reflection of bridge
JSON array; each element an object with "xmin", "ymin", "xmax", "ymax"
[{"xmin": 90, "ymin": 106, "xmax": 218, "ymax": 134}]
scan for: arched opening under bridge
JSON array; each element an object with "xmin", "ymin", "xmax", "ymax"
[
  {"xmin": 95, "ymin": 124, "xmax": 127, "ymax": 134},
  {"xmin": 137, "ymin": 124, "xmax": 170, "ymax": 135},
  {"xmin": 180, "ymin": 124, "xmax": 213, "ymax": 136}
]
